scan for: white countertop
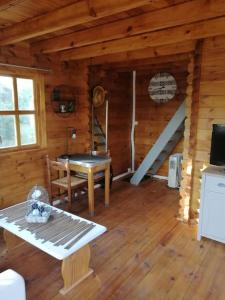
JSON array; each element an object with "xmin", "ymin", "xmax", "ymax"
[{"xmin": 202, "ymin": 166, "xmax": 225, "ymax": 178}]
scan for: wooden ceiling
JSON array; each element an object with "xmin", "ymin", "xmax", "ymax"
[
  {"xmin": 0, "ymin": 0, "xmax": 225, "ymax": 64},
  {"xmin": 0, "ymin": 0, "xmax": 78, "ymax": 28}
]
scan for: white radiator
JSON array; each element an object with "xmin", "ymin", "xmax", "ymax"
[{"xmin": 168, "ymin": 153, "xmax": 182, "ymax": 188}]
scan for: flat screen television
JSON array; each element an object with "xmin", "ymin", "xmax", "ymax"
[{"xmin": 210, "ymin": 124, "xmax": 225, "ymax": 166}]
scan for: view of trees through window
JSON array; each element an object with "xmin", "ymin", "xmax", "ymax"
[{"xmin": 0, "ymin": 75, "xmax": 37, "ymax": 149}]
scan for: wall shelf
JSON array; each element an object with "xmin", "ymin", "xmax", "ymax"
[{"xmin": 52, "ymin": 85, "xmax": 76, "ymax": 115}]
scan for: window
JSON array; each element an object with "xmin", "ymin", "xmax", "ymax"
[{"xmin": 0, "ymin": 72, "xmax": 46, "ymax": 151}]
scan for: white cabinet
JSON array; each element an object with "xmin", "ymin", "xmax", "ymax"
[{"xmin": 198, "ymin": 166, "xmax": 225, "ymax": 243}]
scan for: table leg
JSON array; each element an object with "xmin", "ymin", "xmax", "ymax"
[
  {"xmin": 88, "ymin": 168, "xmax": 95, "ymax": 216},
  {"xmin": 105, "ymin": 163, "xmax": 110, "ymax": 208},
  {"xmin": 3, "ymin": 229, "xmax": 25, "ymax": 251},
  {"xmin": 60, "ymin": 244, "xmax": 93, "ymax": 295}
]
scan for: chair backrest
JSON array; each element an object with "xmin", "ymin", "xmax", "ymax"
[
  {"xmin": 46, "ymin": 155, "xmax": 74, "ymax": 206},
  {"xmin": 48, "ymin": 158, "xmax": 69, "ymax": 172},
  {"xmin": 46, "ymin": 155, "xmax": 71, "ymax": 185}
]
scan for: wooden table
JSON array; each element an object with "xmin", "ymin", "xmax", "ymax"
[
  {"xmin": 0, "ymin": 202, "xmax": 106, "ymax": 295},
  {"xmin": 58, "ymin": 154, "xmax": 111, "ymax": 216}
]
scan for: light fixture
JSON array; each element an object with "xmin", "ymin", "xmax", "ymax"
[
  {"xmin": 71, "ymin": 128, "xmax": 76, "ymax": 139},
  {"xmin": 66, "ymin": 127, "xmax": 76, "ymax": 154}
]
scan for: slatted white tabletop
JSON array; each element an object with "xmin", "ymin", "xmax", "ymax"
[{"xmin": 0, "ymin": 202, "xmax": 106, "ymax": 260}]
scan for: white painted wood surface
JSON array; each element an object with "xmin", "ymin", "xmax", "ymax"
[
  {"xmin": 0, "ymin": 202, "xmax": 106, "ymax": 260},
  {"xmin": 198, "ymin": 166, "xmax": 225, "ymax": 243},
  {"xmin": 131, "ymin": 70, "xmax": 136, "ymax": 173},
  {"xmin": 130, "ymin": 101, "xmax": 185, "ymax": 185}
]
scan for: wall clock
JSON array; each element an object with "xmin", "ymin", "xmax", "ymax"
[{"xmin": 148, "ymin": 72, "xmax": 177, "ymax": 103}]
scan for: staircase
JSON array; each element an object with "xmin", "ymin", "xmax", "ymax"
[
  {"xmin": 93, "ymin": 116, "xmax": 106, "ymax": 150},
  {"xmin": 130, "ymin": 101, "xmax": 185, "ymax": 185},
  {"xmin": 147, "ymin": 122, "xmax": 184, "ymax": 176}
]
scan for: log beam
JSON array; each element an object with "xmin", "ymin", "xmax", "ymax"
[
  {"xmin": 96, "ymin": 53, "xmax": 191, "ymax": 72},
  {"xmin": 60, "ymin": 16, "xmax": 225, "ymax": 61},
  {"xmin": 188, "ymin": 40, "xmax": 204, "ymax": 222},
  {"xmin": 33, "ymin": 0, "xmax": 225, "ymax": 54},
  {"xmin": 88, "ymin": 41, "xmax": 195, "ymax": 65},
  {"xmin": 0, "ymin": 0, "xmax": 169, "ymax": 45},
  {"xmin": 0, "ymin": 0, "xmax": 18, "ymax": 8}
]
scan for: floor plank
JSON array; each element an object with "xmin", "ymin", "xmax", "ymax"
[{"xmin": 0, "ymin": 178, "xmax": 225, "ymax": 300}]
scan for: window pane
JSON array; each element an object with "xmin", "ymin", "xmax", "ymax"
[
  {"xmin": 0, "ymin": 115, "xmax": 17, "ymax": 148},
  {"xmin": 19, "ymin": 114, "xmax": 36, "ymax": 145},
  {"xmin": 17, "ymin": 78, "xmax": 34, "ymax": 110},
  {"xmin": 0, "ymin": 76, "xmax": 15, "ymax": 111}
]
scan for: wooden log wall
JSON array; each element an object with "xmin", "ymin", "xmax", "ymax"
[
  {"xmin": 179, "ymin": 42, "xmax": 203, "ymax": 223},
  {"xmin": 135, "ymin": 61, "xmax": 189, "ymax": 176},
  {"xmin": 88, "ymin": 66, "xmax": 132, "ymax": 176},
  {"xmin": 179, "ymin": 57, "xmax": 194, "ymax": 222},
  {"xmin": 2, "ymin": 32, "xmax": 225, "ymax": 223},
  {"xmin": 0, "ymin": 44, "xmax": 90, "ymax": 208},
  {"xmin": 186, "ymin": 34, "xmax": 225, "ymax": 221},
  {"xmin": 45, "ymin": 60, "xmax": 90, "ymax": 156}
]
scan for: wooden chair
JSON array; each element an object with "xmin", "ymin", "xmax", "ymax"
[{"xmin": 46, "ymin": 155, "xmax": 87, "ymax": 210}]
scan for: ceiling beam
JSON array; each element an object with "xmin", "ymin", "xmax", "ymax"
[
  {"xmin": 33, "ymin": 0, "xmax": 225, "ymax": 54},
  {"xmin": 0, "ymin": 0, "xmax": 19, "ymax": 8},
  {"xmin": 88, "ymin": 41, "xmax": 195, "ymax": 65},
  {"xmin": 60, "ymin": 16, "xmax": 225, "ymax": 61},
  {"xmin": 0, "ymin": 0, "xmax": 169, "ymax": 45},
  {"xmin": 96, "ymin": 53, "xmax": 191, "ymax": 72}
]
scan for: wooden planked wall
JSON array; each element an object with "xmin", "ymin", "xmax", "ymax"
[
  {"xmin": 1, "ymin": 34, "xmax": 225, "ymax": 222},
  {"xmin": 88, "ymin": 66, "xmax": 132, "ymax": 176},
  {"xmin": 188, "ymin": 35, "xmax": 225, "ymax": 220},
  {"xmin": 135, "ymin": 61, "xmax": 189, "ymax": 176},
  {"xmin": 0, "ymin": 44, "xmax": 90, "ymax": 208}
]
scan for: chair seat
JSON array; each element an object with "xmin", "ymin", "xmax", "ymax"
[{"xmin": 52, "ymin": 176, "xmax": 87, "ymax": 189}]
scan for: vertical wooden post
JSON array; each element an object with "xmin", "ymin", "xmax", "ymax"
[
  {"xmin": 46, "ymin": 155, "xmax": 53, "ymax": 205},
  {"xmin": 179, "ymin": 40, "xmax": 204, "ymax": 223},
  {"xmin": 188, "ymin": 40, "xmax": 204, "ymax": 223}
]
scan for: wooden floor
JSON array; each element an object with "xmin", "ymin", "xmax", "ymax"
[{"xmin": 1, "ymin": 178, "xmax": 225, "ymax": 300}]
